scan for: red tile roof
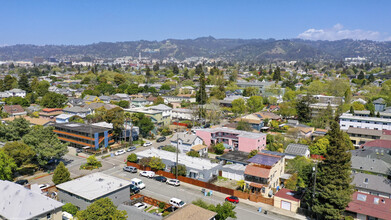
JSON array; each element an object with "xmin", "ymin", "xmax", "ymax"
[
  {"xmin": 346, "ymin": 192, "xmax": 391, "ymax": 220},
  {"xmin": 382, "ymin": 130, "xmax": 391, "ymax": 136},
  {"xmin": 244, "ymin": 165, "xmax": 270, "ymax": 178},
  {"xmin": 274, "ymin": 188, "xmax": 302, "ymax": 202},
  {"xmin": 362, "ymin": 139, "xmax": 391, "ymax": 149}
]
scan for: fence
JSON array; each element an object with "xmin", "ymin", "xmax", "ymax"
[
  {"xmin": 127, "ymin": 162, "xmax": 274, "ymax": 206},
  {"xmin": 130, "ymin": 193, "xmax": 171, "ymax": 209}
]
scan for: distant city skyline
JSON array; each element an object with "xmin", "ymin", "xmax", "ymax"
[{"xmin": 0, "ymin": 0, "xmax": 390, "ymax": 45}]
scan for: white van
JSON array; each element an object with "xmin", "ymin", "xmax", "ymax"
[
  {"xmin": 169, "ymin": 198, "xmax": 186, "ymax": 208},
  {"xmin": 131, "ymin": 178, "xmax": 146, "ymax": 189}
]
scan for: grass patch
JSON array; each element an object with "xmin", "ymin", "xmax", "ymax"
[
  {"xmin": 148, "ymin": 208, "xmax": 164, "ymax": 214},
  {"xmin": 144, "ymin": 206, "xmax": 153, "ymax": 212},
  {"xmin": 218, "ymin": 176, "xmax": 229, "ymax": 181}
]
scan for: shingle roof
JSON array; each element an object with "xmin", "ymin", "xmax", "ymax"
[
  {"xmin": 346, "ymin": 192, "xmax": 391, "ymax": 220},
  {"xmin": 171, "ymin": 133, "xmax": 199, "ymax": 145},
  {"xmin": 191, "ymin": 144, "xmax": 207, "ymax": 151},
  {"xmin": 164, "ymin": 204, "xmax": 216, "ymax": 220},
  {"xmin": 351, "ymin": 155, "xmax": 391, "ymax": 175},
  {"xmin": 352, "ymin": 173, "xmax": 391, "ymax": 195},
  {"xmin": 2, "ymin": 105, "xmax": 25, "ymax": 114},
  {"xmin": 347, "ymin": 127, "xmax": 383, "ymax": 137},
  {"xmin": 150, "ymin": 104, "xmax": 172, "ymax": 111},
  {"xmin": 373, "ymin": 98, "xmax": 385, "ymax": 104},
  {"xmin": 285, "ymin": 144, "xmax": 309, "ymax": 156},
  {"xmin": 0, "ymin": 180, "xmax": 63, "ymax": 219},
  {"xmin": 362, "ymin": 139, "xmax": 391, "ymax": 149},
  {"xmin": 274, "ymin": 188, "xmax": 303, "ymax": 202}
]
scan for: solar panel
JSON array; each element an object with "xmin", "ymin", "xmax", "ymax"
[
  {"xmin": 357, "ymin": 194, "xmax": 367, "ymax": 202},
  {"xmin": 247, "ymin": 154, "xmax": 280, "ymax": 166}
]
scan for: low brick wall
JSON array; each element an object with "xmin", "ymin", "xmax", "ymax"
[
  {"xmin": 131, "ymin": 194, "xmax": 171, "ymax": 209},
  {"xmin": 233, "ymin": 190, "xmax": 249, "ymax": 200}
]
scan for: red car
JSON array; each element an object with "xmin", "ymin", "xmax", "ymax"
[{"xmin": 225, "ymin": 196, "xmax": 239, "ymax": 204}]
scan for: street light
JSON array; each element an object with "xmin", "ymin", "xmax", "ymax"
[{"xmin": 175, "ymin": 119, "xmax": 179, "ymax": 180}]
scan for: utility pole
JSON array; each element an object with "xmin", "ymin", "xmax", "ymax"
[{"xmin": 175, "ymin": 119, "xmax": 179, "ymax": 180}]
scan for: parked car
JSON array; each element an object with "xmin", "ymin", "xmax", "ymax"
[
  {"xmin": 123, "ymin": 166, "xmax": 138, "ymax": 173},
  {"xmin": 164, "ymin": 206, "xmax": 178, "ymax": 213},
  {"xmin": 143, "ymin": 142, "xmax": 152, "ymax": 147},
  {"xmin": 166, "ymin": 179, "xmax": 180, "ymax": 186},
  {"xmin": 133, "ymin": 202, "xmax": 147, "ymax": 210},
  {"xmin": 156, "ymin": 136, "xmax": 166, "ymax": 142},
  {"xmin": 127, "ymin": 146, "xmax": 137, "ymax": 152},
  {"xmin": 225, "ymin": 196, "xmax": 239, "ymax": 204},
  {"xmin": 169, "ymin": 198, "xmax": 186, "ymax": 208},
  {"xmin": 15, "ymin": 179, "xmax": 28, "ymax": 185},
  {"xmin": 140, "ymin": 171, "xmax": 155, "ymax": 178},
  {"xmin": 131, "ymin": 178, "xmax": 145, "ymax": 189},
  {"xmin": 115, "ymin": 149, "xmax": 126, "ymax": 156},
  {"xmin": 130, "ymin": 184, "xmax": 140, "ymax": 194},
  {"xmin": 158, "ymin": 145, "xmax": 164, "ymax": 150},
  {"xmin": 76, "ymin": 148, "xmax": 83, "ymax": 153},
  {"xmin": 153, "ymin": 176, "xmax": 167, "ymax": 182},
  {"xmin": 39, "ymin": 184, "xmax": 50, "ymax": 189}
]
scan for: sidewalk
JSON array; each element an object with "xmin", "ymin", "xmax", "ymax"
[{"xmin": 181, "ymin": 181, "xmax": 308, "ymax": 220}]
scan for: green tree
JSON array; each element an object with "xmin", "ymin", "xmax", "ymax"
[
  {"xmin": 214, "ymin": 202, "xmax": 237, "ymax": 220},
  {"xmin": 153, "ymin": 63, "xmax": 160, "ymax": 72},
  {"xmin": 0, "ymin": 151, "xmax": 16, "ymax": 180},
  {"xmin": 349, "ymin": 106, "xmax": 354, "ymax": 114},
  {"xmin": 352, "ymin": 102, "xmax": 365, "ymax": 111},
  {"xmin": 311, "ymin": 121, "xmax": 354, "ymax": 220},
  {"xmin": 18, "ymin": 73, "xmax": 30, "ymax": 92},
  {"xmin": 2, "ymin": 141, "xmax": 35, "ymax": 167},
  {"xmin": 62, "ymin": 203, "xmax": 78, "ymax": 216},
  {"xmin": 172, "ymin": 64, "xmax": 179, "ymax": 75},
  {"xmin": 213, "ymin": 143, "xmax": 225, "ymax": 155},
  {"xmin": 4, "ymin": 75, "xmax": 16, "ymax": 90},
  {"xmin": 272, "ymin": 66, "xmax": 281, "ymax": 81},
  {"xmin": 248, "ymin": 149, "xmax": 258, "ymax": 158},
  {"xmin": 284, "ymin": 173, "xmax": 305, "ymax": 190},
  {"xmin": 358, "ymin": 71, "xmax": 365, "ymax": 80},
  {"xmin": 196, "ymin": 65, "xmax": 207, "ymax": 104},
  {"xmin": 114, "ymin": 74, "xmax": 125, "ymax": 86},
  {"xmin": 296, "ymin": 96, "xmax": 313, "ymax": 123},
  {"xmin": 0, "ymin": 117, "xmax": 31, "ymax": 141},
  {"xmin": 76, "ymin": 198, "xmax": 127, "ymax": 220},
  {"xmin": 145, "ymin": 66, "xmax": 152, "ymax": 82},
  {"xmin": 22, "ymin": 126, "xmax": 68, "ymax": 166},
  {"xmin": 243, "ymin": 87, "xmax": 259, "ymax": 97},
  {"xmin": 186, "ymin": 151, "xmax": 200, "ymax": 157},
  {"xmin": 344, "ymin": 89, "xmax": 352, "ymax": 104},
  {"xmin": 52, "ymin": 161, "xmax": 71, "ymax": 185},
  {"xmin": 148, "ymin": 157, "xmax": 165, "ymax": 170},
  {"xmin": 131, "ymin": 113, "xmax": 154, "ymax": 138},
  {"xmin": 40, "ymin": 92, "xmax": 67, "ymax": 108},
  {"xmin": 210, "ymin": 86, "xmax": 226, "ymax": 100},
  {"xmin": 35, "ymin": 80, "xmax": 50, "ymax": 96},
  {"xmin": 127, "ymin": 153, "xmax": 138, "ymax": 163},
  {"xmin": 246, "ymin": 96, "xmax": 263, "ymax": 113},
  {"xmin": 231, "ymin": 98, "xmax": 246, "ymax": 115},
  {"xmin": 104, "ymin": 107, "xmax": 124, "ymax": 139},
  {"xmin": 236, "ymin": 120, "xmax": 252, "ymax": 131},
  {"xmin": 153, "ymin": 96, "xmax": 165, "ymax": 105},
  {"xmin": 309, "ymin": 137, "xmax": 329, "ymax": 155},
  {"xmin": 171, "ymin": 164, "xmax": 187, "ymax": 176},
  {"xmin": 5, "ymin": 96, "xmax": 30, "ymax": 107}
]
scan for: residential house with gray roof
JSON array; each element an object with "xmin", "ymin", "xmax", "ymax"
[
  {"xmin": 351, "ymin": 155, "xmax": 391, "ymax": 178},
  {"xmin": 352, "ymin": 173, "xmax": 391, "ymax": 198},
  {"xmin": 170, "ymin": 133, "xmax": 203, "ymax": 153},
  {"xmin": 284, "ymin": 144, "xmax": 310, "ymax": 159}
]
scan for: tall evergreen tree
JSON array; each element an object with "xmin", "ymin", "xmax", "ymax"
[
  {"xmin": 296, "ymin": 96, "xmax": 313, "ymax": 123},
  {"xmin": 311, "ymin": 121, "xmax": 353, "ymax": 219},
  {"xmin": 272, "ymin": 66, "xmax": 281, "ymax": 81},
  {"xmin": 52, "ymin": 161, "xmax": 71, "ymax": 185},
  {"xmin": 18, "ymin": 74, "xmax": 30, "ymax": 92},
  {"xmin": 196, "ymin": 65, "xmax": 207, "ymax": 105}
]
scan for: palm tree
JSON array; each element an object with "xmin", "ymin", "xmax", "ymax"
[{"xmin": 124, "ymin": 112, "xmax": 133, "ymax": 145}]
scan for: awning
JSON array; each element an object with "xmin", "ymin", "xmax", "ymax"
[
  {"xmin": 249, "ymin": 182, "xmax": 265, "ymax": 189},
  {"xmin": 82, "ymin": 146, "xmax": 90, "ymax": 149}
]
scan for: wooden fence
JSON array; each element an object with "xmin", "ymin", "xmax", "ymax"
[{"xmin": 127, "ymin": 162, "xmax": 274, "ymax": 206}]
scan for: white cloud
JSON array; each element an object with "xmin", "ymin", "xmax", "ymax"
[{"xmin": 298, "ymin": 24, "xmax": 389, "ymax": 41}]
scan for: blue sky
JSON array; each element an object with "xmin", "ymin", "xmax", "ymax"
[{"xmin": 0, "ymin": 0, "xmax": 390, "ymax": 45}]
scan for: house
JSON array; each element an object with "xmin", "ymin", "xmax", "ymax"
[
  {"xmin": 373, "ymin": 98, "xmax": 386, "ymax": 112},
  {"xmin": 170, "ymin": 133, "xmax": 203, "ymax": 153},
  {"xmin": 274, "ymin": 188, "xmax": 303, "ymax": 212},
  {"xmin": 53, "ymin": 122, "xmax": 114, "ymax": 149},
  {"xmin": 352, "ymin": 173, "xmax": 391, "ymax": 198},
  {"xmin": 149, "ymin": 104, "xmax": 172, "ymax": 125},
  {"xmin": 131, "ymin": 98, "xmax": 149, "ymax": 107},
  {"xmin": 39, "ymin": 108, "xmax": 63, "ymax": 119},
  {"xmin": 85, "ymin": 103, "xmax": 117, "ymax": 114},
  {"xmin": 0, "ymin": 180, "xmax": 64, "ymax": 220},
  {"xmin": 351, "ymin": 155, "xmax": 391, "ymax": 178},
  {"xmin": 55, "ymin": 114, "xmax": 73, "ymax": 123},
  {"xmin": 136, "ymin": 148, "xmax": 221, "ymax": 182},
  {"xmin": 7, "ymin": 88, "xmax": 26, "ymax": 98},
  {"xmin": 190, "ymin": 144, "xmax": 208, "ymax": 157},
  {"xmin": 163, "ymin": 95, "xmax": 196, "ymax": 104},
  {"xmin": 57, "ymin": 172, "xmax": 131, "ymax": 210},
  {"xmin": 125, "ymin": 107, "xmax": 165, "ymax": 126},
  {"xmin": 63, "ymin": 106, "xmax": 91, "ymax": 118},
  {"xmin": 234, "ymin": 112, "xmax": 281, "ymax": 131},
  {"xmin": 164, "ymin": 204, "xmax": 216, "ymax": 220},
  {"xmin": 217, "ymin": 151, "xmax": 252, "ymax": 165},
  {"xmin": 172, "ymin": 108, "xmax": 195, "ymax": 120},
  {"xmin": 99, "ymin": 95, "xmax": 112, "ymax": 103},
  {"xmin": 2, "ymin": 105, "xmax": 27, "ymax": 117},
  {"xmin": 67, "ymin": 98, "xmax": 85, "ymax": 107},
  {"xmin": 1, "ymin": 116, "xmax": 53, "ymax": 126},
  {"xmin": 284, "ymin": 144, "xmax": 310, "ymax": 159},
  {"xmin": 305, "ymin": 95, "xmax": 343, "ymax": 117},
  {"xmin": 83, "ymin": 95, "xmax": 101, "ymax": 104},
  {"xmin": 196, "ymin": 127, "xmax": 267, "ymax": 153},
  {"xmin": 115, "ymin": 93, "xmax": 130, "ymax": 101},
  {"xmin": 244, "ymin": 153, "xmax": 285, "ymax": 197},
  {"xmin": 345, "ymin": 192, "xmax": 391, "ymax": 220},
  {"xmin": 221, "ymin": 163, "xmax": 246, "ymax": 181}
]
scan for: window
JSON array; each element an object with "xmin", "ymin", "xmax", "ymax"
[
  {"xmin": 364, "ymin": 178, "xmax": 368, "ymax": 183},
  {"xmin": 46, "ymin": 213, "xmax": 51, "ymax": 219}
]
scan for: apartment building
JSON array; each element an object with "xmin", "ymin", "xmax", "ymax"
[
  {"xmin": 340, "ymin": 113, "xmax": 391, "ymax": 131},
  {"xmin": 196, "ymin": 127, "xmax": 267, "ymax": 153}
]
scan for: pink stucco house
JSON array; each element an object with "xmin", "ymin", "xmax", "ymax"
[{"xmin": 196, "ymin": 127, "xmax": 267, "ymax": 153}]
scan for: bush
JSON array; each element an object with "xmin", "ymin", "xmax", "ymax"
[
  {"xmin": 171, "ymin": 164, "xmax": 187, "ymax": 176},
  {"xmin": 162, "ymin": 211, "xmax": 170, "ymax": 217},
  {"xmin": 127, "ymin": 153, "xmax": 138, "ymax": 163},
  {"xmin": 80, "ymin": 155, "xmax": 102, "ymax": 170},
  {"xmin": 187, "ymin": 151, "xmax": 200, "ymax": 157},
  {"xmin": 159, "ymin": 202, "xmax": 166, "ymax": 209},
  {"xmin": 62, "ymin": 203, "xmax": 78, "ymax": 216},
  {"xmin": 213, "ymin": 143, "xmax": 225, "ymax": 155},
  {"xmin": 162, "ymin": 145, "xmax": 177, "ymax": 152}
]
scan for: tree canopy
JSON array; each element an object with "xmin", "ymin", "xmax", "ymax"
[
  {"xmin": 52, "ymin": 161, "xmax": 71, "ymax": 185},
  {"xmin": 76, "ymin": 198, "xmax": 127, "ymax": 220}
]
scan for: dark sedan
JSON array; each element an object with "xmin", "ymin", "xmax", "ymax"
[
  {"xmin": 156, "ymin": 136, "xmax": 166, "ymax": 142},
  {"xmin": 15, "ymin": 179, "xmax": 28, "ymax": 185},
  {"xmin": 153, "ymin": 176, "xmax": 167, "ymax": 182}
]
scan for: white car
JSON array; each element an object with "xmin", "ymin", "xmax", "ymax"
[
  {"xmin": 133, "ymin": 202, "xmax": 147, "ymax": 210},
  {"xmin": 143, "ymin": 142, "xmax": 152, "ymax": 147},
  {"xmin": 115, "ymin": 149, "xmax": 126, "ymax": 156},
  {"xmin": 166, "ymin": 179, "xmax": 180, "ymax": 186},
  {"xmin": 169, "ymin": 198, "xmax": 186, "ymax": 208},
  {"xmin": 140, "ymin": 171, "xmax": 155, "ymax": 178}
]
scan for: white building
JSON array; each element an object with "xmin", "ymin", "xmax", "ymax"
[
  {"xmin": 6, "ymin": 89, "xmax": 26, "ymax": 98},
  {"xmin": 340, "ymin": 113, "xmax": 391, "ymax": 131},
  {"xmin": 170, "ymin": 133, "xmax": 204, "ymax": 153},
  {"xmin": 149, "ymin": 104, "xmax": 172, "ymax": 120},
  {"xmin": 172, "ymin": 108, "xmax": 195, "ymax": 120}
]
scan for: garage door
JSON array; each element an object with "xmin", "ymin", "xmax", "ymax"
[{"xmin": 281, "ymin": 200, "xmax": 291, "ymax": 211}]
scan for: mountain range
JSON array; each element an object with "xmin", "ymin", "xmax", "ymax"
[{"xmin": 1, "ymin": 37, "xmax": 390, "ymax": 62}]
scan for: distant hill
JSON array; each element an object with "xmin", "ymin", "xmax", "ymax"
[{"xmin": 0, "ymin": 37, "xmax": 390, "ymax": 62}]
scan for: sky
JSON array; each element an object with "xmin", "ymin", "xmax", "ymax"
[{"xmin": 0, "ymin": 0, "xmax": 390, "ymax": 45}]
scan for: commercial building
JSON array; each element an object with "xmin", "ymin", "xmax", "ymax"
[
  {"xmin": 136, "ymin": 148, "xmax": 221, "ymax": 182},
  {"xmin": 57, "ymin": 172, "xmax": 132, "ymax": 210},
  {"xmin": 0, "ymin": 180, "xmax": 63, "ymax": 220},
  {"xmin": 53, "ymin": 122, "xmax": 114, "ymax": 149},
  {"xmin": 196, "ymin": 127, "xmax": 267, "ymax": 153}
]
